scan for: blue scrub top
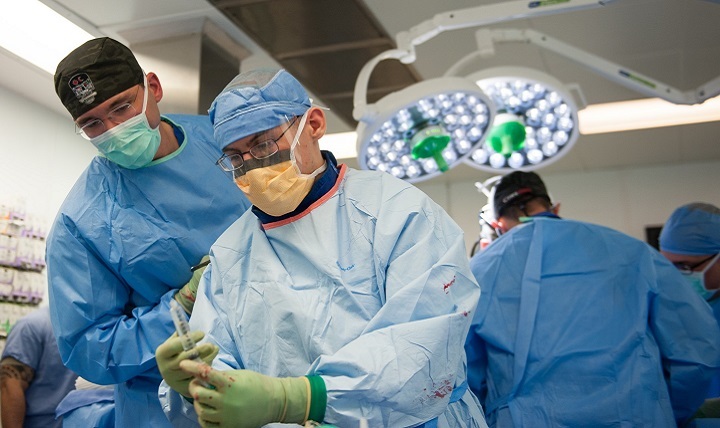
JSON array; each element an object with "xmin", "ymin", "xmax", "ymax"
[{"xmin": 2, "ymin": 307, "xmax": 78, "ymax": 428}]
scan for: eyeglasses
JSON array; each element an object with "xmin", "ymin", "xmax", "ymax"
[
  {"xmin": 672, "ymin": 254, "xmax": 719, "ymax": 275},
  {"xmin": 216, "ymin": 117, "xmax": 299, "ymax": 176},
  {"xmin": 75, "ymin": 87, "xmax": 141, "ymax": 139}
]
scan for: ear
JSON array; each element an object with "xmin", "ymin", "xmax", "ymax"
[
  {"xmin": 145, "ymin": 72, "xmax": 164, "ymax": 103},
  {"xmin": 495, "ymin": 219, "xmax": 509, "ymax": 234},
  {"xmin": 552, "ymin": 202, "xmax": 561, "ymax": 216},
  {"xmin": 306, "ymin": 107, "xmax": 326, "ymax": 140}
]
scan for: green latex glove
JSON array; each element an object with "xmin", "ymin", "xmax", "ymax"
[
  {"xmin": 693, "ymin": 397, "xmax": 720, "ymax": 419},
  {"xmin": 156, "ymin": 330, "xmax": 218, "ymax": 398},
  {"xmin": 175, "ymin": 255, "xmax": 210, "ymax": 314},
  {"xmin": 180, "ymin": 360, "xmax": 326, "ymax": 428}
]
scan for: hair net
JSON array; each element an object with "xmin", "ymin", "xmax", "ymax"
[
  {"xmin": 659, "ymin": 202, "xmax": 720, "ymax": 255},
  {"xmin": 209, "ymin": 68, "xmax": 311, "ymax": 150}
]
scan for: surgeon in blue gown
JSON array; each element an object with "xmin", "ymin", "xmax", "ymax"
[
  {"xmin": 156, "ymin": 68, "xmax": 487, "ymax": 428},
  {"xmin": 661, "ymin": 203, "xmax": 720, "ymax": 330},
  {"xmin": 465, "ymin": 171, "xmax": 720, "ymax": 428},
  {"xmin": 46, "ymin": 38, "xmax": 251, "ymax": 427},
  {"xmin": 660, "ymin": 202, "xmax": 720, "ymax": 417}
]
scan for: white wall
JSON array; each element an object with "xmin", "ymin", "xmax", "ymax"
[
  {"xmin": 0, "ymin": 85, "xmax": 97, "ymax": 227},
  {"xmin": 416, "ymin": 160, "xmax": 720, "ymax": 256},
  {"xmin": 0, "ymin": 85, "xmax": 97, "ymax": 305}
]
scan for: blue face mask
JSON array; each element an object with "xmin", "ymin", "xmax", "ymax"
[
  {"xmin": 89, "ymin": 79, "xmax": 161, "ymax": 169},
  {"xmin": 685, "ymin": 253, "xmax": 720, "ymax": 301}
]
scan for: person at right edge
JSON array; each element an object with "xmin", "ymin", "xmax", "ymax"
[
  {"xmin": 464, "ymin": 171, "xmax": 720, "ymax": 428},
  {"xmin": 660, "ymin": 202, "xmax": 720, "ymax": 424},
  {"xmin": 47, "ymin": 37, "xmax": 251, "ymax": 428},
  {"xmin": 155, "ymin": 68, "xmax": 487, "ymax": 428}
]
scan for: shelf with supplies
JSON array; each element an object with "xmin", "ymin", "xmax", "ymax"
[{"xmin": 0, "ymin": 202, "xmax": 49, "ymax": 353}]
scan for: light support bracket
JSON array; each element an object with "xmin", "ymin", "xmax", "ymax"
[
  {"xmin": 353, "ymin": 0, "xmax": 614, "ymax": 122},
  {"xmin": 468, "ymin": 28, "xmax": 720, "ymax": 105},
  {"xmin": 352, "ymin": 0, "xmax": 615, "ymax": 182}
]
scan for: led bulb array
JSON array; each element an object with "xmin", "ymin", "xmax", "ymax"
[
  {"xmin": 464, "ymin": 67, "xmax": 579, "ymax": 173},
  {"xmin": 356, "ymin": 77, "xmax": 494, "ymax": 183}
]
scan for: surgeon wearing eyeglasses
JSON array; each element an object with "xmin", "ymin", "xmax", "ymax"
[
  {"xmin": 155, "ymin": 68, "xmax": 486, "ymax": 428},
  {"xmin": 46, "ymin": 37, "xmax": 251, "ymax": 427},
  {"xmin": 660, "ymin": 202, "xmax": 720, "ymax": 402},
  {"xmin": 660, "ymin": 203, "xmax": 720, "ymax": 304}
]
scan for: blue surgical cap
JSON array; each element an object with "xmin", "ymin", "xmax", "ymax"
[
  {"xmin": 659, "ymin": 202, "xmax": 720, "ymax": 255},
  {"xmin": 209, "ymin": 68, "xmax": 311, "ymax": 150}
]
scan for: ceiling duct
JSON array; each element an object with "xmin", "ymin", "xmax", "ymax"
[
  {"xmin": 207, "ymin": 0, "xmax": 422, "ymax": 127},
  {"xmin": 122, "ymin": 19, "xmax": 249, "ymax": 115}
]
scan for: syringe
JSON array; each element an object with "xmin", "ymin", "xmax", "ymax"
[
  {"xmin": 170, "ymin": 299, "xmax": 200, "ymax": 361},
  {"xmin": 169, "ymin": 299, "xmax": 213, "ymax": 388}
]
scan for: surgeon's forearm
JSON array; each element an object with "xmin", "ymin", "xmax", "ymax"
[{"xmin": 1, "ymin": 378, "xmax": 28, "ymax": 428}]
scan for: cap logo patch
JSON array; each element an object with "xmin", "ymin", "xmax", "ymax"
[{"xmin": 68, "ymin": 72, "xmax": 97, "ymax": 105}]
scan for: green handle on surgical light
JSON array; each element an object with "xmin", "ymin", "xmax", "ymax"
[{"xmin": 410, "ymin": 125, "xmax": 451, "ymax": 172}]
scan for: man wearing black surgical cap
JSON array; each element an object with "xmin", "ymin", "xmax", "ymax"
[{"xmin": 47, "ymin": 37, "xmax": 251, "ymax": 427}]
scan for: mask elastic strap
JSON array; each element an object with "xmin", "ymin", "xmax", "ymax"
[
  {"xmin": 289, "ymin": 111, "xmax": 309, "ymax": 167},
  {"xmin": 140, "ymin": 74, "xmax": 149, "ymax": 115},
  {"xmin": 289, "ymin": 110, "xmax": 327, "ymax": 179},
  {"xmin": 702, "ymin": 253, "xmax": 720, "ymax": 274}
]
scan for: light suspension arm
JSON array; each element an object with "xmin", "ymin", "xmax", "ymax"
[
  {"xmin": 352, "ymin": 0, "xmax": 615, "ymax": 122},
  {"xmin": 470, "ymin": 28, "xmax": 720, "ymax": 105}
]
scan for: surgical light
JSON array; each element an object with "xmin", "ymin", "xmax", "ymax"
[
  {"xmin": 355, "ymin": 77, "xmax": 495, "ymax": 182},
  {"xmin": 352, "ymin": 0, "xmax": 614, "ymax": 182},
  {"xmin": 463, "ymin": 67, "xmax": 579, "ymax": 173}
]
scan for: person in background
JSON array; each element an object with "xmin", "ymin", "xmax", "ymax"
[
  {"xmin": 47, "ymin": 37, "xmax": 251, "ymax": 427},
  {"xmin": 660, "ymin": 202, "xmax": 720, "ymax": 321},
  {"xmin": 156, "ymin": 68, "xmax": 486, "ymax": 428},
  {"xmin": 465, "ymin": 171, "xmax": 720, "ymax": 427},
  {"xmin": 660, "ymin": 202, "xmax": 720, "ymax": 414},
  {"xmin": 1, "ymin": 306, "xmax": 78, "ymax": 428}
]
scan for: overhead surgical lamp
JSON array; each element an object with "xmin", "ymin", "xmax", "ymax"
[
  {"xmin": 463, "ymin": 67, "xmax": 580, "ymax": 172},
  {"xmin": 352, "ymin": 0, "xmax": 614, "ymax": 182},
  {"xmin": 453, "ymin": 26, "xmax": 720, "ymax": 171},
  {"xmin": 354, "ymin": 76, "xmax": 494, "ymax": 182},
  {"xmin": 353, "ymin": 0, "xmax": 720, "ymax": 181}
]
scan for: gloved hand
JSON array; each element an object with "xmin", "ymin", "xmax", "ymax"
[
  {"xmin": 692, "ymin": 397, "xmax": 720, "ymax": 419},
  {"xmin": 156, "ymin": 330, "xmax": 218, "ymax": 398},
  {"xmin": 175, "ymin": 255, "xmax": 210, "ymax": 314},
  {"xmin": 180, "ymin": 360, "xmax": 327, "ymax": 428}
]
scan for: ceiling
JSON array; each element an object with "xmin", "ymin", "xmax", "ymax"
[{"xmin": 3, "ymin": 0, "xmax": 720, "ymax": 185}]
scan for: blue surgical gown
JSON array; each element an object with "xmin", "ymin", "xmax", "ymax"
[
  {"xmin": 1, "ymin": 307, "xmax": 78, "ymax": 428},
  {"xmin": 55, "ymin": 388, "xmax": 115, "ymax": 428},
  {"xmin": 46, "ymin": 115, "xmax": 251, "ymax": 428},
  {"xmin": 160, "ymin": 164, "xmax": 487, "ymax": 427},
  {"xmin": 705, "ymin": 298, "xmax": 720, "ymax": 398},
  {"xmin": 465, "ymin": 217, "xmax": 720, "ymax": 427}
]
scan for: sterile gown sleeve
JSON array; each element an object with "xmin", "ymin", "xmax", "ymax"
[{"xmin": 47, "ymin": 217, "xmax": 177, "ymax": 384}]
